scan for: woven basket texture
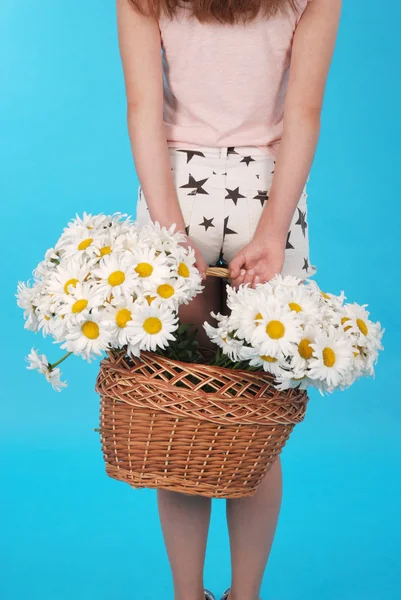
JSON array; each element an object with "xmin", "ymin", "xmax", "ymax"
[{"xmin": 95, "ymin": 348, "xmax": 308, "ymax": 498}]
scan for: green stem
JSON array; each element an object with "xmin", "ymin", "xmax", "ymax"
[{"xmin": 49, "ymin": 351, "xmax": 73, "ymax": 371}]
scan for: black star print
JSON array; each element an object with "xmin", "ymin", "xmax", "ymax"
[
  {"xmin": 223, "ymin": 216, "xmax": 237, "ymax": 237},
  {"xmin": 295, "ymin": 208, "xmax": 308, "ymax": 236},
  {"xmin": 302, "ymin": 257, "xmax": 309, "ymax": 271},
  {"xmin": 177, "ymin": 150, "xmax": 205, "ymax": 163},
  {"xmin": 185, "ymin": 225, "xmax": 190, "ymax": 235},
  {"xmin": 253, "ymin": 190, "xmax": 269, "ymax": 207},
  {"xmin": 180, "ymin": 174, "xmax": 209, "ymax": 195},
  {"xmin": 256, "ymin": 174, "xmax": 260, "ymax": 179},
  {"xmin": 225, "ymin": 186, "xmax": 246, "ymax": 206},
  {"xmin": 199, "ymin": 216, "xmax": 215, "ymax": 231},
  {"xmin": 240, "ymin": 156, "xmax": 255, "ymax": 166},
  {"xmin": 286, "ymin": 231, "xmax": 294, "ymax": 250},
  {"xmin": 227, "ymin": 147, "xmax": 238, "ymax": 155}
]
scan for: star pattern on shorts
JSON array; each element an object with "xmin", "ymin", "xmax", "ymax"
[
  {"xmin": 295, "ymin": 208, "xmax": 308, "ymax": 236},
  {"xmin": 240, "ymin": 156, "xmax": 255, "ymax": 166},
  {"xmin": 177, "ymin": 150, "xmax": 206, "ymax": 163},
  {"xmin": 286, "ymin": 231, "xmax": 294, "ymax": 250},
  {"xmin": 227, "ymin": 147, "xmax": 239, "ymax": 155},
  {"xmin": 253, "ymin": 190, "xmax": 269, "ymax": 207},
  {"xmin": 185, "ymin": 225, "xmax": 190, "ymax": 235},
  {"xmin": 302, "ymin": 257, "xmax": 309, "ymax": 271},
  {"xmin": 199, "ymin": 216, "xmax": 215, "ymax": 231},
  {"xmin": 223, "ymin": 216, "xmax": 237, "ymax": 237},
  {"xmin": 225, "ymin": 186, "xmax": 246, "ymax": 206},
  {"xmin": 180, "ymin": 174, "xmax": 209, "ymax": 195}
]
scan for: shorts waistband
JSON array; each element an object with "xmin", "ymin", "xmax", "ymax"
[{"xmin": 168, "ymin": 145, "xmax": 270, "ymax": 159}]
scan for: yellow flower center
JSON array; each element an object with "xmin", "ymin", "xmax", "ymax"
[
  {"xmin": 357, "ymin": 318, "xmax": 368, "ymax": 336},
  {"xmin": 64, "ymin": 278, "xmax": 79, "ymax": 294},
  {"xmin": 108, "ymin": 270, "xmax": 125, "ymax": 286},
  {"xmin": 341, "ymin": 316, "xmax": 352, "ymax": 332},
  {"xmin": 298, "ymin": 338, "xmax": 313, "ymax": 360},
  {"xmin": 157, "ymin": 283, "xmax": 175, "ymax": 299},
  {"xmin": 72, "ymin": 299, "xmax": 88, "ymax": 314},
  {"xmin": 255, "ymin": 312, "xmax": 263, "ymax": 322},
  {"xmin": 116, "ymin": 308, "xmax": 132, "ymax": 328},
  {"xmin": 135, "ymin": 262, "xmax": 153, "ymax": 278},
  {"xmin": 143, "ymin": 317, "xmax": 162, "ymax": 335},
  {"xmin": 261, "ymin": 355, "xmax": 277, "ymax": 363},
  {"xmin": 82, "ymin": 321, "xmax": 100, "ymax": 339},
  {"xmin": 289, "ymin": 302, "xmax": 302, "ymax": 313},
  {"xmin": 266, "ymin": 320, "xmax": 285, "ymax": 339},
  {"xmin": 323, "ymin": 347, "xmax": 336, "ymax": 367},
  {"xmin": 78, "ymin": 238, "xmax": 93, "ymax": 251},
  {"xmin": 100, "ymin": 246, "xmax": 112, "ymax": 257},
  {"xmin": 321, "ymin": 291, "xmax": 331, "ymax": 299},
  {"xmin": 177, "ymin": 262, "xmax": 190, "ymax": 278},
  {"xmin": 44, "ymin": 315, "xmax": 51, "ymax": 321},
  {"xmin": 145, "ymin": 294, "xmax": 156, "ymax": 305}
]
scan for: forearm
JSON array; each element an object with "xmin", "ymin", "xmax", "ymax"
[
  {"xmin": 128, "ymin": 105, "xmax": 186, "ymax": 231},
  {"xmin": 254, "ymin": 108, "xmax": 320, "ymax": 241}
]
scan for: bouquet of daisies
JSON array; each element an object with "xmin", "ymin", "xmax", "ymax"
[
  {"xmin": 204, "ymin": 275, "xmax": 384, "ymax": 395},
  {"xmin": 16, "ymin": 212, "xmax": 204, "ymax": 390},
  {"xmin": 17, "ymin": 212, "xmax": 384, "ymax": 396}
]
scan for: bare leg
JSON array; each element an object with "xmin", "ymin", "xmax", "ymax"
[
  {"xmin": 157, "ymin": 490, "xmax": 212, "ymax": 600},
  {"xmin": 157, "ymin": 277, "xmax": 222, "ymax": 600},
  {"xmin": 225, "ymin": 457, "xmax": 283, "ymax": 600}
]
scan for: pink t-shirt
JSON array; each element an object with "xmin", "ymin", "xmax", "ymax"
[{"xmin": 159, "ymin": 1, "xmax": 310, "ymax": 158}]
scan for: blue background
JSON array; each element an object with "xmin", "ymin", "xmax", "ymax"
[{"xmin": 1, "ymin": 1, "xmax": 400, "ymax": 599}]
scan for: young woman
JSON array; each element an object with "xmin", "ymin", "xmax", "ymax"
[{"xmin": 117, "ymin": 1, "xmax": 341, "ymax": 599}]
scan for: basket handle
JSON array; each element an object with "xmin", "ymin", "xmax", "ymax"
[{"xmin": 205, "ymin": 266, "xmax": 231, "ymax": 278}]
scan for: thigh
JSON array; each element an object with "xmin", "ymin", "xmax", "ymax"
[{"xmin": 178, "ymin": 275, "xmax": 223, "ymax": 349}]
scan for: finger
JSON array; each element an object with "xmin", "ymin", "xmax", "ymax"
[
  {"xmin": 231, "ymin": 268, "xmax": 246, "ymax": 289},
  {"xmin": 229, "ymin": 253, "xmax": 246, "ymax": 280},
  {"xmin": 242, "ymin": 268, "xmax": 254, "ymax": 287},
  {"xmin": 252, "ymin": 274, "xmax": 261, "ymax": 289}
]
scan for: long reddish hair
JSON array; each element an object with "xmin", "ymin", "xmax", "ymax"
[{"xmin": 128, "ymin": 0, "xmax": 299, "ymax": 25}]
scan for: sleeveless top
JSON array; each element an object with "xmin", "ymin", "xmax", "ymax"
[{"xmin": 159, "ymin": 1, "xmax": 311, "ymax": 158}]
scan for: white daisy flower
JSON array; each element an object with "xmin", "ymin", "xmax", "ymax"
[
  {"xmin": 203, "ymin": 320, "xmax": 246, "ymax": 362},
  {"xmin": 103, "ymin": 299, "xmax": 137, "ymax": 347},
  {"xmin": 308, "ymin": 280, "xmax": 346, "ymax": 309},
  {"xmin": 126, "ymin": 302, "xmax": 178, "ymax": 352},
  {"xmin": 140, "ymin": 221, "xmax": 187, "ymax": 254},
  {"xmin": 250, "ymin": 295, "xmax": 303, "ymax": 357},
  {"xmin": 25, "ymin": 348, "xmax": 67, "ymax": 392},
  {"xmin": 143, "ymin": 278, "xmax": 192, "ymax": 309},
  {"xmin": 275, "ymin": 281, "xmax": 321, "ymax": 317},
  {"xmin": 55, "ymin": 281, "xmax": 102, "ymax": 324},
  {"xmin": 248, "ymin": 352, "xmax": 293, "ymax": 378},
  {"xmin": 60, "ymin": 309, "xmax": 112, "ymax": 361},
  {"xmin": 340, "ymin": 302, "xmax": 382, "ymax": 349},
  {"xmin": 308, "ymin": 326, "xmax": 354, "ymax": 389},
  {"xmin": 33, "ymin": 247, "xmax": 61, "ymax": 279},
  {"xmin": 170, "ymin": 246, "xmax": 200, "ymax": 281},
  {"xmin": 45, "ymin": 256, "xmax": 91, "ymax": 300},
  {"xmin": 289, "ymin": 323, "xmax": 320, "ymax": 374},
  {"xmin": 130, "ymin": 247, "xmax": 172, "ymax": 290},
  {"xmin": 16, "ymin": 280, "xmax": 41, "ymax": 332},
  {"xmin": 92, "ymin": 253, "xmax": 137, "ymax": 301}
]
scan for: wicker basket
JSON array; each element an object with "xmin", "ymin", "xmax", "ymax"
[{"xmin": 95, "ymin": 267, "xmax": 309, "ymax": 499}]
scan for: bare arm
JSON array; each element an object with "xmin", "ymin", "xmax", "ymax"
[
  {"xmin": 117, "ymin": 0, "xmax": 186, "ymax": 231},
  {"xmin": 230, "ymin": 0, "xmax": 342, "ymax": 287}
]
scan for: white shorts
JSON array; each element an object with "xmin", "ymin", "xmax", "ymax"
[{"xmin": 136, "ymin": 145, "xmax": 317, "ymax": 280}]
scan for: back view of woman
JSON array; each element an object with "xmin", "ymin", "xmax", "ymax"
[{"xmin": 117, "ymin": 1, "xmax": 341, "ymax": 598}]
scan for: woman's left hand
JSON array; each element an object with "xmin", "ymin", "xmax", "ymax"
[{"xmin": 228, "ymin": 233, "xmax": 286, "ymax": 289}]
